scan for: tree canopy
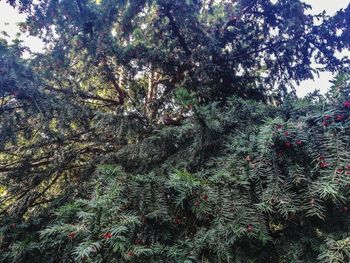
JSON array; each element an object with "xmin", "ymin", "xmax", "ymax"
[{"xmin": 1, "ymin": 0, "xmax": 350, "ymax": 262}]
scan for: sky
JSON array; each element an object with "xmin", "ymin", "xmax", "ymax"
[
  {"xmin": 0, "ymin": 1, "xmax": 44, "ymax": 53},
  {"xmin": 0, "ymin": 0, "xmax": 349, "ymax": 97}
]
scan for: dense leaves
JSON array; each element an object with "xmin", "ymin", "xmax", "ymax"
[
  {"xmin": 3, "ymin": 91, "xmax": 350, "ymax": 262},
  {"xmin": 1, "ymin": 0, "xmax": 350, "ymax": 262}
]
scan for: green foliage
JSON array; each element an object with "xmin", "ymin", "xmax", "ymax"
[
  {"xmin": 2, "ymin": 88, "xmax": 350, "ymax": 261},
  {"xmin": 174, "ymin": 88, "xmax": 194, "ymax": 107},
  {"xmin": 1, "ymin": 0, "xmax": 350, "ymax": 262}
]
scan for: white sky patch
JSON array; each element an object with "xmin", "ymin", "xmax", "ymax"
[
  {"xmin": 0, "ymin": 0, "xmax": 349, "ymax": 97},
  {"xmin": 296, "ymin": 0, "xmax": 349, "ymax": 97},
  {"xmin": 303, "ymin": 0, "xmax": 349, "ymax": 15},
  {"xmin": 0, "ymin": 2, "xmax": 44, "ymax": 53}
]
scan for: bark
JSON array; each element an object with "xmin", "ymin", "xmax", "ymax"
[{"xmin": 145, "ymin": 70, "xmax": 159, "ymax": 121}]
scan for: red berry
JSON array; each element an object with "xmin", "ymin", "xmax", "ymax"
[
  {"xmin": 68, "ymin": 232, "xmax": 76, "ymax": 239},
  {"xmin": 127, "ymin": 251, "xmax": 134, "ymax": 257},
  {"xmin": 175, "ymin": 218, "xmax": 182, "ymax": 225},
  {"xmin": 276, "ymin": 124, "xmax": 283, "ymax": 130},
  {"xmin": 103, "ymin": 232, "xmax": 113, "ymax": 239},
  {"xmin": 202, "ymin": 194, "xmax": 208, "ymax": 201},
  {"xmin": 244, "ymin": 155, "xmax": 252, "ymax": 162},
  {"xmin": 336, "ymin": 115, "xmax": 344, "ymax": 121},
  {"xmin": 342, "ymin": 207, "xmax": 348, "ymax": 213},
  {"xmin": 285, "ymin": 141, "xmax": 291, "ymax": 147},
  {"xmin": 195, "ymin": 201, "xmax": 200, "ymax": 207},
  {"xmin": 324, "ymin": 115, "xmax": 331, "ymax": 120},
  {"xmin": 346, "ymin": 165, "xmax": 350, "ymax": 170},
  {"xmin": 284, "ymin": 131, "xmax": 289, "ymax": 136},
  {"xmin": 135, "ymin": 239, "xmax": 141, "ymax": 244},
  {"xmin": 336, "ymin": 169, "xmax": 343, "ymax": 174},
  {"xmin": 296, "ymin": 140, "xmax": 302, "ymax": 145},
  {"xmin": 319, "ymin": 162, "xmax": 329, "ymax": 169},
  {"xmin": 344, "ymin": 101, "xmax": 350, "ymax": 108},
  {"xmin": 322, "ymin": 120, "xmax": 329, "ymax": 127},
  {"xmin": 247, "ymin": 224, "xmax": 253, "ymax": 232}
]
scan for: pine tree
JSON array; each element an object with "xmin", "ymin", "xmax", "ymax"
[{"xmin": 1, "ymin": 0, "xmax": 350, "ymax": 262}]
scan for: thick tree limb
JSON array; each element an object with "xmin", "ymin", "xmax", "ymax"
[{"xmin": 162, "ymin": 5, "xmax": 192, "ymax": 57}]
